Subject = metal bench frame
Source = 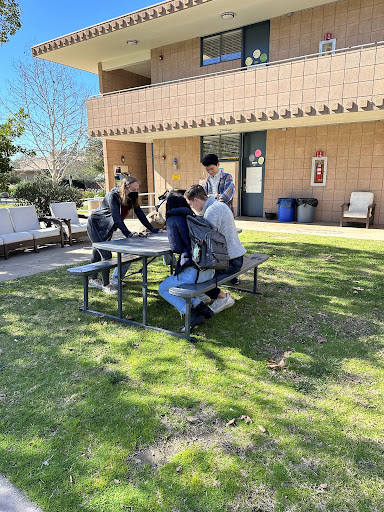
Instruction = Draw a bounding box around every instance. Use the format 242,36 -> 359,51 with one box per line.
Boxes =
169,253 -> 269,340
67,254 -> 141,312
68,251 -> 269,342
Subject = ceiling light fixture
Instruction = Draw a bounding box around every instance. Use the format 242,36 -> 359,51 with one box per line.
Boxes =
221,12 -> 235,20
126,40 -> 138,45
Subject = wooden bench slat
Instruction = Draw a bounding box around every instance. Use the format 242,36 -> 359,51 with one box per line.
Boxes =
67,254 -> 141,276
169,253 -> 269,298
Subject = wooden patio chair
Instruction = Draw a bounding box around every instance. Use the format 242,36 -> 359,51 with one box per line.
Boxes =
50,202 -> 88,245
340,191 -> 375,229
9,205 -> 64,250
0,208 -> 35,259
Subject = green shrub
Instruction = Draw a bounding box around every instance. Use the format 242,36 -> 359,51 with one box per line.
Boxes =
13,177 -> 83,216
82,190 -> 95,199
97,189 -> 106,197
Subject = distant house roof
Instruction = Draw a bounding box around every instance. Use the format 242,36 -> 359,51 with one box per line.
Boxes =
13,156 -> 49,173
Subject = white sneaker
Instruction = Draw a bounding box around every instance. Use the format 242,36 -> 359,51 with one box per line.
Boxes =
110,278 -> 126,287
209,292 -> 235,314
89,278 -> 103,289
102,283 -> 118,295
197,294 -> 211,304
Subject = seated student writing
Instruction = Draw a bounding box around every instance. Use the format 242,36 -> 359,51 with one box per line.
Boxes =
185,184 -> 246,313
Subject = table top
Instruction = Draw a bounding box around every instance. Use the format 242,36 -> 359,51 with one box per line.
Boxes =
93,232 -> 172,257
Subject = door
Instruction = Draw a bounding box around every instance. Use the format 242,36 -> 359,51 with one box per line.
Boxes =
242,20 -> 270,67
241,131 -> 266,216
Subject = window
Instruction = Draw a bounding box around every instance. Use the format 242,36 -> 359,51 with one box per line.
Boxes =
202,29 -> 242,66
202,134 -> 241,161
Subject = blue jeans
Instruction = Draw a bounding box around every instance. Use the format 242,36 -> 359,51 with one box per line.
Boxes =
159,266 -> 215,315
111,259 -> 131,281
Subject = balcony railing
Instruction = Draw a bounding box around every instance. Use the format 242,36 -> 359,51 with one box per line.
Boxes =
87,41 -> 384,138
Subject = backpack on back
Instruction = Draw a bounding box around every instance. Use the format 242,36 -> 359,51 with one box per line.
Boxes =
186,215 -> 229,272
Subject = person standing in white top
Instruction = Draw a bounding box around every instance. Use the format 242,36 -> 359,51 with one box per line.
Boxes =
185,184 -> 246,314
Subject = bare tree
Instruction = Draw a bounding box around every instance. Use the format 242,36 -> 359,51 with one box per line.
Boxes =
6,57 -> 90,183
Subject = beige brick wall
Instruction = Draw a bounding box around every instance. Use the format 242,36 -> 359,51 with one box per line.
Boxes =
151,38 -> 241,83
98,63 -> 150,94
147,136 -> 239,215
270,0 -> 384,61
103,139 -> 148,191
149,0 -> 384,85
264,120 -> 384,224
88,43 -> 384,136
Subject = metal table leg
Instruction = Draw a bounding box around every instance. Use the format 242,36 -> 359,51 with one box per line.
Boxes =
82,276 -> 89,311
142,256 -> 148,326
118,252 -> 123,319
184,298 -> 191,340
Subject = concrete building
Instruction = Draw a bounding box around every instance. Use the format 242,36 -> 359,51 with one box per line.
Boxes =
32,0 -> 384,222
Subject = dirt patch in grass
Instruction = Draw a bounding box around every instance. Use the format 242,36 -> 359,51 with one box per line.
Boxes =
128,405 -> 252,469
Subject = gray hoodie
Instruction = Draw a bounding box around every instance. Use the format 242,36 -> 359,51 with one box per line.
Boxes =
202,196 -> 246,260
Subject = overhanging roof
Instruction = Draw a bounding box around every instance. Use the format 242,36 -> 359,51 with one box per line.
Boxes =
32,0 -> 335,76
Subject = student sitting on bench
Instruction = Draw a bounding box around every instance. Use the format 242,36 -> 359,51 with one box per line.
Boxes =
184,184 -> 246,314
158,193 -> 215,329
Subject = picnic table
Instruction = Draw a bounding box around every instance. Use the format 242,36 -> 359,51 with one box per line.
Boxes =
69,231 -> 268,341
93,232 -> 172,327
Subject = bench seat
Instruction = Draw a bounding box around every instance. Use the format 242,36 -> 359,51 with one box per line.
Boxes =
169,253 -> 269,340
169,253 -> 269,299
67,254 -> 141,277
67,254 -> 142,313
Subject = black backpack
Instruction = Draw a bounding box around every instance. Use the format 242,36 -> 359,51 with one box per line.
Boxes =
186,215 -> 230,272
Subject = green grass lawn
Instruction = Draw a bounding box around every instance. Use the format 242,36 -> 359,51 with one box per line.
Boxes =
0,230 -> 383,512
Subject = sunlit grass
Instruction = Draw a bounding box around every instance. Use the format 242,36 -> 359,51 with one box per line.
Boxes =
0,230 -> 383,511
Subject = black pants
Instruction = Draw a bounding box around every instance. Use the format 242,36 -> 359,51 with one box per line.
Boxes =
87,221 -> 112,286
206,256 -> 244,300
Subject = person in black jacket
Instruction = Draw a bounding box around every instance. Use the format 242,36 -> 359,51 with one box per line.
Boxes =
87,176 -> 158,294
158,193 -> 214,329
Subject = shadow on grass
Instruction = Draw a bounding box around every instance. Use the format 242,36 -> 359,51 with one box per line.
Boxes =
0,235 -> 383,511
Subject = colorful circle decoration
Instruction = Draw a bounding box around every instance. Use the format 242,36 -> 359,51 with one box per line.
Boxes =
255,149 -> 262,158
260,53 -> 268,63
258,156 -> 265,165
253,49 -> 261,59
249,154 -> 255,162
245,57 -> 253,66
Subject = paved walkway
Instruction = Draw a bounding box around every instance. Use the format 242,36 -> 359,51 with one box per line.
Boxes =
1,217 -> 383,511
0,475 -> 43,512
1,218 -> 384,283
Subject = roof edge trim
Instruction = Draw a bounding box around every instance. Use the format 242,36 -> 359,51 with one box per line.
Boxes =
31,0 -> 213,57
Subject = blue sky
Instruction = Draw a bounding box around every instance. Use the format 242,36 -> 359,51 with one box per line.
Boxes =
0,0 -> 154,105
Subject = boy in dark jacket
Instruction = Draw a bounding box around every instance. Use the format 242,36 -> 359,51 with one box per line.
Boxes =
158,193 -> 214,329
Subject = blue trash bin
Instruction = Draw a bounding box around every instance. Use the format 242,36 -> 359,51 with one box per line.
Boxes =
277,198 -> 296,222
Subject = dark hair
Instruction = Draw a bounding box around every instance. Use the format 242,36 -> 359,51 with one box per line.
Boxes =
202,153 -> 219,166
184,184 -> 208,202
166,192 -> 190,213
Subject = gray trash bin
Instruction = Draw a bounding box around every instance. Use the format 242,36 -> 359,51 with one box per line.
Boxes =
296,198 -> 318,223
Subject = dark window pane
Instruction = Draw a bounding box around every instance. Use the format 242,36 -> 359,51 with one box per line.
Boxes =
221,29 -> 242,62
220,134 -> 241,160
202,35 -> 220,66
202,134 -> 240,161
202,136 -> 220,156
